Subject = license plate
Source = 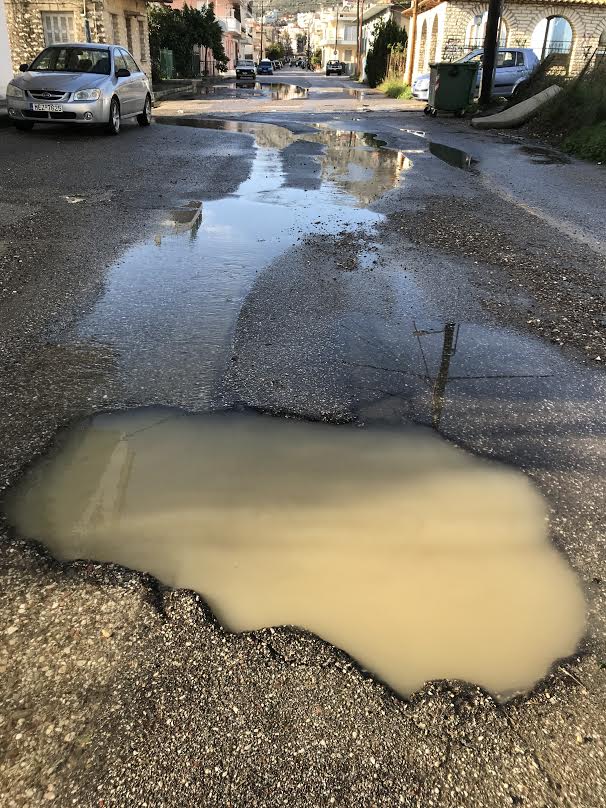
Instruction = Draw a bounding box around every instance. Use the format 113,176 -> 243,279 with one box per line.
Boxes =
31,103 -> 63,112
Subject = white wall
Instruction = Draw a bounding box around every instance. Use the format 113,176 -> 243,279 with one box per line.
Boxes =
0,0 -> 13,99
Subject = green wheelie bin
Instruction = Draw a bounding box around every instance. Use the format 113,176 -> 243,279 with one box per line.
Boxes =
425,61 -> 479,117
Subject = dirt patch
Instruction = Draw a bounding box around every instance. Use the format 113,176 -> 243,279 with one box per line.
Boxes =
384,195 -> 606,363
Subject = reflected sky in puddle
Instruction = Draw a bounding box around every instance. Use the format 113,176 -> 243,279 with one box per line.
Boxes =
69,120 -> 409,401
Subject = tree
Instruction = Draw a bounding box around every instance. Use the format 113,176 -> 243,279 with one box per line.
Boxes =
280,33 -> 294,59
296,33 -> 306,55
266,42 -> 285,61
148,3 -> 227,80
365,18 -> 408,88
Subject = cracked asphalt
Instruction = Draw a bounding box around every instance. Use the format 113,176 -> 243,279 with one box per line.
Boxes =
1,68 -> 605,806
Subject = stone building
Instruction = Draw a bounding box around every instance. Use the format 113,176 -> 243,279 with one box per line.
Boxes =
3,0 -> 154,86
404,0 -> 606,81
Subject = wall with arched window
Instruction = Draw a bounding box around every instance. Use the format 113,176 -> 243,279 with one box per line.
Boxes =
404,1 -> 606,84
531,15 -> 573,71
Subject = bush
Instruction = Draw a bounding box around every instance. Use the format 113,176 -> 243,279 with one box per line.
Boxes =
562,122 -> 606,162
378,77 -> 412,99
365,19 -> 407,88
529,61 -> 606,162
148,3 -> 226,78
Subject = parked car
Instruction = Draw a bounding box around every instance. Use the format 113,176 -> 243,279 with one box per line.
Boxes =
235,59 -> 256,80
326,59 -> 343,76
258,59 -> 274,75
411,47 -> 540,101
6,42 -> 151,134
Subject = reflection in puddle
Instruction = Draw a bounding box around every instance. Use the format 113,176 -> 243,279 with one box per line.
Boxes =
4,409 -> 585,699
158,118 -> 411,204
70,120 -> 404,400
429,141 -> 477,170
179,81 -> 308,101
400,129 -> 477,169
519,145 -> 571,165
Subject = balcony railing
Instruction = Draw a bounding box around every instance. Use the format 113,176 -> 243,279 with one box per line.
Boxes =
219,17 -> 242,35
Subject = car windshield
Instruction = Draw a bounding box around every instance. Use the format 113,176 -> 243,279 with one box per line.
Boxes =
237,61 -> 254,67
30,47 -> 111,75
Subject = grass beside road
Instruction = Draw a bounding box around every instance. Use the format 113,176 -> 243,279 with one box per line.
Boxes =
378,77 -> 413,100
527,62 -> 606,162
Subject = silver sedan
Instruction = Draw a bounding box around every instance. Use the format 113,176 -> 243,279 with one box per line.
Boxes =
6,42 -> 152,135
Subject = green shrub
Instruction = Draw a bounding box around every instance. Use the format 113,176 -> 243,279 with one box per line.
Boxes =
365,19 -> 407,88
378,77 -> 412,99
562,122 -> 606,162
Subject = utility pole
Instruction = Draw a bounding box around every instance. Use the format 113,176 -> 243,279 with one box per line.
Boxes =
404,0 -> 419,86
479,0 -> 502,107
431,323 -> 456,429
260,0 -> 264,59
334,4 -> 339,56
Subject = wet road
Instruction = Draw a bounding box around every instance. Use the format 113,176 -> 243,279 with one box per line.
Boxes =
1,68 -> 606,806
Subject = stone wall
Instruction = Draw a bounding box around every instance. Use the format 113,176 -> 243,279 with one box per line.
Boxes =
5,0 -> 94,69
0,0 -> 14,95
5,0 -> 151,78
406,0 -> 606,81
103,0 -> 151,76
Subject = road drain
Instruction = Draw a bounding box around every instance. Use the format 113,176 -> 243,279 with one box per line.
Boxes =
4,409 -> 585,699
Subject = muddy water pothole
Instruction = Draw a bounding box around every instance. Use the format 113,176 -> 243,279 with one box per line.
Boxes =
4,409 -> 585,699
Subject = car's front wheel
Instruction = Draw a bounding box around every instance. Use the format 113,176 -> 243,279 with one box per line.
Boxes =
137,94 -> 152,127
14,121 -> 34,132
106,97 -> 121,135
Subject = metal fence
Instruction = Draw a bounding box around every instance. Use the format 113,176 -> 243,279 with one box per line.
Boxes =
159,49 -> 174,80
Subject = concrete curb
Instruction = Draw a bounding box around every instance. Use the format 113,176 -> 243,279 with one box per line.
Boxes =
471,84 -> 563,130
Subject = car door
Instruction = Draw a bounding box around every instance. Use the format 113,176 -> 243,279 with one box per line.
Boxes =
493,50 -> 524,96
113,48 -> 134,115
121,48 -> 147,115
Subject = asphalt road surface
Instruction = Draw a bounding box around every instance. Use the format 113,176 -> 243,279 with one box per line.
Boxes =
1,68 -> 605,807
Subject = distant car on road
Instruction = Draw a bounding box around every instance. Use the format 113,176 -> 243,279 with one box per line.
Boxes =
235,59 -> 256,80
258,59 -> 274,75
412,47 -> 539,101
6,42 -> 151,134
326,59 -> 343,76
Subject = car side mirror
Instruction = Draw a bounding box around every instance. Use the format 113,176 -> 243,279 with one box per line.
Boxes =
115,68 -> 130,78
19,63 -> 29,72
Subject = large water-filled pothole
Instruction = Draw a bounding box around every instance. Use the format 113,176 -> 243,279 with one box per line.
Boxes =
4,408 -> 585,700
176,82 -> 308,101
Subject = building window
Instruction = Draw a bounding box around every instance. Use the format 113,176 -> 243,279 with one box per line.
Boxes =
41,12 -> 75,45
344,48 -> 353,61
138,19 -> 147,61
531,16 -> 574,73
111,14 -> 120,44
343,25 -> 356,42
466,12 -> 507,49
125,15 -> 133,53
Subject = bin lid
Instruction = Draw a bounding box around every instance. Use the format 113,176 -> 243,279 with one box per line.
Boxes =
429,61 -> 479,72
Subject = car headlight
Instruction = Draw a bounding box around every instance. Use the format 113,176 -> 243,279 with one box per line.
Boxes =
7,83 -> 25,98
73,88 -> 101,101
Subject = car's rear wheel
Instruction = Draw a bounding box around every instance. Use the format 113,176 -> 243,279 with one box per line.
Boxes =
137,94 -> 152,127
15,120 -> 34,131
106,97 -> 121,135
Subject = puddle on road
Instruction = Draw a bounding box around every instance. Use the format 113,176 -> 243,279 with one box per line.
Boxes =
519,145 -> 571,165
400,128 -> 477,170
178,82 -> 308,101
70,120 -> 407,400
4,409 -> 585,699
429,141 -> 477,170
